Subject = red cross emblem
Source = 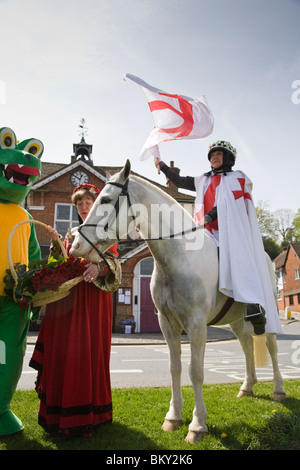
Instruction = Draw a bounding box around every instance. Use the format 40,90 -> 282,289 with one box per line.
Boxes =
232,178 -> 252,201
148,93 -> 194,138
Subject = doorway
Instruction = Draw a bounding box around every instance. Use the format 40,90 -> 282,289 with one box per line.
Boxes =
133,257 -> 160,333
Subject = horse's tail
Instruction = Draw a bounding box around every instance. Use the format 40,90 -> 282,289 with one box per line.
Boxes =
252,252 -> 274,367
253,335 -> 269,367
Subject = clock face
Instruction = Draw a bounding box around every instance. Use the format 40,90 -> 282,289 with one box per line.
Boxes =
71,171 -> 90,186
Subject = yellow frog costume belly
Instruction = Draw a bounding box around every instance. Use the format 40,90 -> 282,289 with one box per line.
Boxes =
0,204 -> 31,296
0,127 -> 43,436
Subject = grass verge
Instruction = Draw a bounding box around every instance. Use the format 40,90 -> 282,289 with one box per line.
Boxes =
1,381 -> 300,451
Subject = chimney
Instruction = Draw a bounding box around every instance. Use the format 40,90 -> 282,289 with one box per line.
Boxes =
166,161 -> 180,192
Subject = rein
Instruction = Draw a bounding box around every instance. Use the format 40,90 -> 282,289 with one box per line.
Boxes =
78,178 -> 203,260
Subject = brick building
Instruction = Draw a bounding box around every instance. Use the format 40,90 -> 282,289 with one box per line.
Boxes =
274,243 -> 300,313
26,135 -> 194,332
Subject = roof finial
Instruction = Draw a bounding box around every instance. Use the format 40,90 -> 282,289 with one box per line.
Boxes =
78,118 -> 88,142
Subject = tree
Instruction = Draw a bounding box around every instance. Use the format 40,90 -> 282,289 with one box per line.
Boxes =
291,209 -> 300,242
273,208 -> 295,245
255,200 -> 277,240
262,237 -> 281,260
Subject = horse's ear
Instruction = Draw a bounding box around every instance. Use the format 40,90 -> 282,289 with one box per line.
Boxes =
105,171 -> 112,181
124,159 -> 131,179
119,159 -> 131,183
123,159 -> 131,180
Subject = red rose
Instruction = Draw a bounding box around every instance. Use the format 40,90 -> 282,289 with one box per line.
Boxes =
33,276 -> 42,291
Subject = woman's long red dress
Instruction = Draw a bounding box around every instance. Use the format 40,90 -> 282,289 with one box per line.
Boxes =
30,249 -> 116,437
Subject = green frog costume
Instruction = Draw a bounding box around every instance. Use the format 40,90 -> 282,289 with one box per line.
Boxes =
0,126 -> 43,435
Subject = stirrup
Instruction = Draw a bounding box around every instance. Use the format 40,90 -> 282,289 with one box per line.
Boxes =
244,304 -> 266,335
244,303 -> 265,320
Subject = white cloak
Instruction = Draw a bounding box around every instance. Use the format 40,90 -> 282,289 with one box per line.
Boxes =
194,170 -> 282,334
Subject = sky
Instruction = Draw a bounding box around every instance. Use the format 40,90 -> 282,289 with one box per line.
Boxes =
0,0 -> 299,213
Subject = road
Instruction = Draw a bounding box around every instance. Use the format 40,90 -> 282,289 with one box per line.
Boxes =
18,320 -> 300,390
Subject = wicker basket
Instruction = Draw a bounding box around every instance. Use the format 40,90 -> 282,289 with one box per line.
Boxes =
7,219 -> 84,307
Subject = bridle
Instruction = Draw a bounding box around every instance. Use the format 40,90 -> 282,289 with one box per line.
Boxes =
77,179 -> 135,267
77,178 -> 201,266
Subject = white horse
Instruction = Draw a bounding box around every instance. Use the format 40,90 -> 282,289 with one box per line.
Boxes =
70,160 -> 286,443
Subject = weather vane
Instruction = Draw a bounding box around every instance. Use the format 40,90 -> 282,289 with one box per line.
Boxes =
78,118 -> 88,141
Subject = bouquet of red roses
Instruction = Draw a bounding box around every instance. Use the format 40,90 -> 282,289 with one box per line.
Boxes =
4,254 -> 86,308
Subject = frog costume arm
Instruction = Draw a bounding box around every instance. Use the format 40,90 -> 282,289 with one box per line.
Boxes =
0,126 -> 43,436
27,212 -> 42,321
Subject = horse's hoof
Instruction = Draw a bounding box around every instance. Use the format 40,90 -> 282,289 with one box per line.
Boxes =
273,392 -> 286,402
237,389 -> 254,398
162,419 -> 182,432
185,430 -> 208,444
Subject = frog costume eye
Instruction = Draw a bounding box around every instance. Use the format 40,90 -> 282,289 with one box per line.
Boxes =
17,138 -> 44,158
0,127 -> 16,149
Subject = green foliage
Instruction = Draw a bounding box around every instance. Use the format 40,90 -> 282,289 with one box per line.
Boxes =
292,209 -> 300,242
256,201 -> 300,246
262,237 -> 281,260
1,381 -> 300,450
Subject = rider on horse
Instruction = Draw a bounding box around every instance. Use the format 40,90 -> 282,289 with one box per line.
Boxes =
155,140 -> 275,336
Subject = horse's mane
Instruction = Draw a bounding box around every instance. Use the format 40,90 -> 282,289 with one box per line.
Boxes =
129,174 -> 193,219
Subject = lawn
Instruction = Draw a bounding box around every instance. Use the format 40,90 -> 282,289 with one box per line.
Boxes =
1,380 -> 300,451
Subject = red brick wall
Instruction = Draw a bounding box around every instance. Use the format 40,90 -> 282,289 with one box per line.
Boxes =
284,247 -> 300,312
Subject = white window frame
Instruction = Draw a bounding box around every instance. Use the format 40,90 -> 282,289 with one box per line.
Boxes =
54,203 -> 78,237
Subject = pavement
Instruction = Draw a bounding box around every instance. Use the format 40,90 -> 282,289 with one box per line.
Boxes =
26,325 -> 234,346
26,311 -> 300,346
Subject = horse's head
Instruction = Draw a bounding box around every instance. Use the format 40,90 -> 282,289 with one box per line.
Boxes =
70,159 -> 132,262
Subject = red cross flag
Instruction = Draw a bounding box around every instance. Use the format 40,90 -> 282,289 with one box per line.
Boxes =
124,73 -> 214,160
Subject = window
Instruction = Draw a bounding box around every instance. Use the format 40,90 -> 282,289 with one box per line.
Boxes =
289,295 -> 294,306
55,203 -> 78,238
298,293 -> 300,304
277,288 -> 282,301
295,268 -> 300,280
140,258 -> 154,276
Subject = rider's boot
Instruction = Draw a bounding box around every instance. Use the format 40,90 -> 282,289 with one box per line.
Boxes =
244,303 -> 266,335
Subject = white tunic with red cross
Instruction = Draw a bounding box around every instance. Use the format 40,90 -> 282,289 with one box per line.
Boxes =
194,170 -> 282,334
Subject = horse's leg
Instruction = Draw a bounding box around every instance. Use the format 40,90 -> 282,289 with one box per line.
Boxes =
158,313 -> 183,432
265,334 -> 286,402
230,319 -> 257,397
185,319 -> 208,443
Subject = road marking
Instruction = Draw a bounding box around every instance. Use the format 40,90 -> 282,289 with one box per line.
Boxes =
122,358 -> 169,362
111,369 -> 143,374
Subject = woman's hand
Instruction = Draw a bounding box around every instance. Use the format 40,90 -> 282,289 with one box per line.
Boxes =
83,262 -> 100,283
47,226 -> 60,240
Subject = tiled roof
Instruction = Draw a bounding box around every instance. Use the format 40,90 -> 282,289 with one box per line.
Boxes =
291,243 -> 300,259
274,243 -> 300,270
274,249 -> 288,269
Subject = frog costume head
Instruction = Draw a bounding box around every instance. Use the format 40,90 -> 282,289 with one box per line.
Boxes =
0,127 -> 43,204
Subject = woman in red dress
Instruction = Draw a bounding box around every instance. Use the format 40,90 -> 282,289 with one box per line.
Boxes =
30,184 -> 121,437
